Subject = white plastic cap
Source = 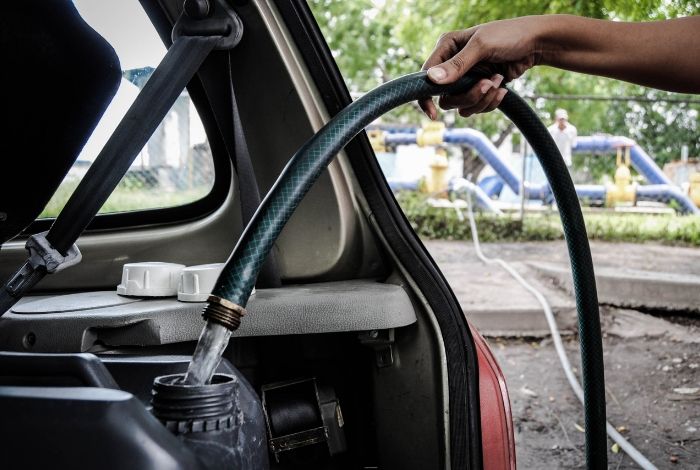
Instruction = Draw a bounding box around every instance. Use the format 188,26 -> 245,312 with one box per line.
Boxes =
177,263 -> 256,302
177,263 -> 224,302
116,262 -> 185,297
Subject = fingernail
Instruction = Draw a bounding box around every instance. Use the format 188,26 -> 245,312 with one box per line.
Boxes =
427,67 -> 447,82
497,88 -> 508,99
480,81 -> 493,94
493,74 -> 504,87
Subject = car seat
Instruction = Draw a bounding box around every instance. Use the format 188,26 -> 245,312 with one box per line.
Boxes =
0,0 -> 121,245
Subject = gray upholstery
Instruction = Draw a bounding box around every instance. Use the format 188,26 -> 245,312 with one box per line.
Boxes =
0,280 -> 416,352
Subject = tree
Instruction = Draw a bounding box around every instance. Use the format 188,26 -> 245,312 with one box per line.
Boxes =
309,0 -> 700,181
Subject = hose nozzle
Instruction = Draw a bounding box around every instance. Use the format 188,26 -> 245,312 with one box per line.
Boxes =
202,295 -> 246,331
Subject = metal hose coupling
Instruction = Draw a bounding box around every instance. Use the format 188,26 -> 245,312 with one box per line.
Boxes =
202,295 -> 246,331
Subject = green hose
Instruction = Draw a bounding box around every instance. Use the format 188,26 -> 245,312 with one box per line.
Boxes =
211,72 -> 481,304
195,71 -> 607,468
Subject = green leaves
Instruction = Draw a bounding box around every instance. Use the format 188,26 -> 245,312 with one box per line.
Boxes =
308,0 -> 699,169
395,191 -> 563,242
396,191 -> 700,245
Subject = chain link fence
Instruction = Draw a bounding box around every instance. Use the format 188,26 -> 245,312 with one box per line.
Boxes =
41,73 -> 216,218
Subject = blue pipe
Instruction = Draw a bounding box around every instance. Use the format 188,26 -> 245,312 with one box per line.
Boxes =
574,137 -> 698,213
385,177 -> 502,213
567,184 -> 699,214
387,178 -> 420,191
385,127 -> 551,199
446,128 -> 522,192
636,184 -> 699,214
575,185 -> 606,203
386,132 -> 420,145
573,136 -> 671,185
629,146 -> 670,185
478,175 -> 504,197
449,178 -> 503,214
384,131 -> 673,186
383,130 -> 698,213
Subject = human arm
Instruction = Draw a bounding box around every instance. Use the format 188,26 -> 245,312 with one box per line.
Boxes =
419,15 -> 700,119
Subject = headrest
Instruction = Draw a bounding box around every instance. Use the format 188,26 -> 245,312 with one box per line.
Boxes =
0,0 -> 121,245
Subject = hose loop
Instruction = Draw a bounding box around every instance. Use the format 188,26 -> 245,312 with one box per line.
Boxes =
190,71 -> 607,468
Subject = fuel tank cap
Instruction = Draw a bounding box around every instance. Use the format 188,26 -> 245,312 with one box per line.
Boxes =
178,263 -> 255,302
116,262 -> 185,297
177,263 -> 224,302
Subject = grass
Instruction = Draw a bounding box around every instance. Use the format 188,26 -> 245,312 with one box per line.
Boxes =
39,179 -> 210,218
396,191 -> 700,246
583,212 -> 700,245
38,182 -> 700,246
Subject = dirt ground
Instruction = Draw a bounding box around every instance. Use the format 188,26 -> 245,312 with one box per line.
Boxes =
422,240 -> 700,469
490,323 -> 700,469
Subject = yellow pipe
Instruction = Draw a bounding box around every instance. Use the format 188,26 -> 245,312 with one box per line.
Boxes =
416,121 -> 445,147
689,172 -> 700,206
425,147 -> 450,195
367,129 -> 386,153
607,145 -> 636,206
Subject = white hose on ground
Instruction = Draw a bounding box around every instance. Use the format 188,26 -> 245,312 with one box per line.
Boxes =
461,197 -> 657,470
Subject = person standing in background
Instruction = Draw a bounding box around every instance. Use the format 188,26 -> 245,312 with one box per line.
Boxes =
547,108 -> 577,167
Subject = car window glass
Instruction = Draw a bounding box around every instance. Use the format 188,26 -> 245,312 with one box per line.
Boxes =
40,0 -> 214,218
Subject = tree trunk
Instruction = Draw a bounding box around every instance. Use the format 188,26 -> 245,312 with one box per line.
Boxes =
462,147 -> 484,181
493,122 -> 515,148
462,122 -> 515,181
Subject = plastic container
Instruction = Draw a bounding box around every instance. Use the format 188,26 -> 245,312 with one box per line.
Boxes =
151,373 -> 268,470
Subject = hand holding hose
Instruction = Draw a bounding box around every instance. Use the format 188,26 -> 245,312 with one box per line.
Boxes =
418,16 -> 544,119
419,14 -> 700,119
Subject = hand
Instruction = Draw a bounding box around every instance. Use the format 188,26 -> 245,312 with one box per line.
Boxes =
419,17 -> 548,119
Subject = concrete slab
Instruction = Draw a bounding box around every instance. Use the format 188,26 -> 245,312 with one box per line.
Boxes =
459,264 -> 578,336
423,240 -> 577,336
604,308 -> 700,343
528,261 -> 700,313
423,239 -> 700,336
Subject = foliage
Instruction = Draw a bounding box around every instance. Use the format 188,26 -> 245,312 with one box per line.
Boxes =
396,191 -> 562,242
395,191 -> 700,245
40,180 -> 209,218
584,212 -> 700,245
308,0 -> 700,173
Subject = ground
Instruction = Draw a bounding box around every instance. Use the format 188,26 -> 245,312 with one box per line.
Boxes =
491,332 -> 699,469
424,239 -> 700,275
422,239 -> 700,469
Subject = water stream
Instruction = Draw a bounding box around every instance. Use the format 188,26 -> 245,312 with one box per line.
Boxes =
184,321 -> 232,385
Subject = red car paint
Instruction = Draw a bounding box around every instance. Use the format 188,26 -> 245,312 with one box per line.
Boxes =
470,322 -> 516,470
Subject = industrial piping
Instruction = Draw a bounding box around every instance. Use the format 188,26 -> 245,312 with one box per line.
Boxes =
574,136 -> 672,185
381,128 -> 699,214
575,136 -> 699,213
386,127 -> 549,199
449,178 -> 503,214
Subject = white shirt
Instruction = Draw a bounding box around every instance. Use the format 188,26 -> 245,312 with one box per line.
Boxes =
547,122 -> 577,166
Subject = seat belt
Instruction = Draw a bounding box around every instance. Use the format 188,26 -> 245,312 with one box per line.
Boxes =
227,53 -> 281,288
0,0 -> 244,314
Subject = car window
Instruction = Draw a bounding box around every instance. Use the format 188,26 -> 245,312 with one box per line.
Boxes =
40,0 -> 214,218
